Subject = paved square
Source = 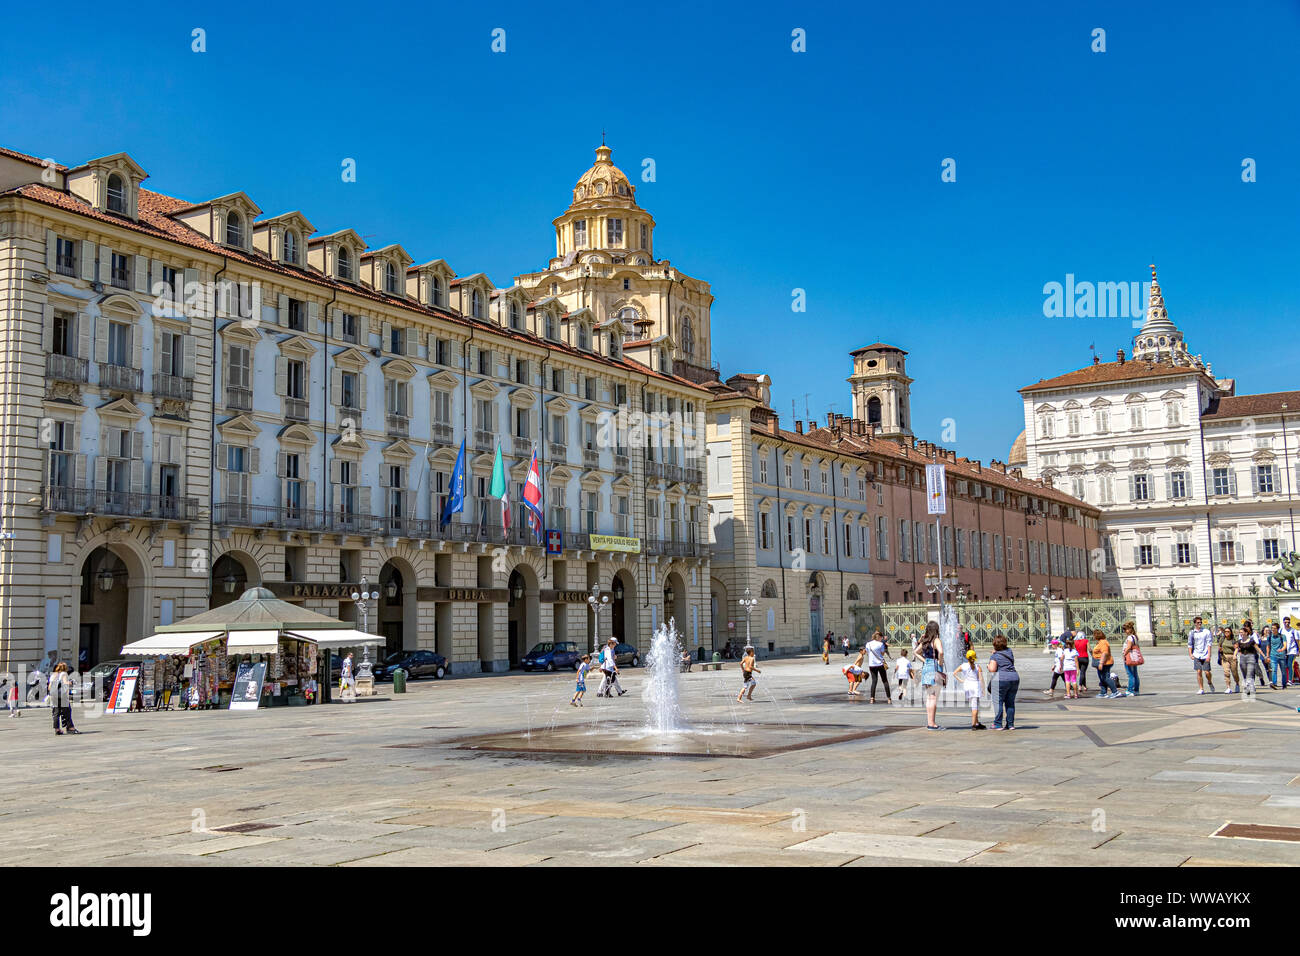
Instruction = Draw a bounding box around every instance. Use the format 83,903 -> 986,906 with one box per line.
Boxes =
5,647 -> 1300,866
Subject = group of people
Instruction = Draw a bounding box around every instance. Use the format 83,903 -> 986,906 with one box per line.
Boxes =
1187,614 -> 1299,694
820,631 -> 852,664
1044,624 -> 1144,698
570,637 -> 630,706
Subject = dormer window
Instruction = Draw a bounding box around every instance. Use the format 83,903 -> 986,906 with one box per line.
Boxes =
284,230 -> 298,265
578,324 -> 590,350
107,174 -> 126,214
337,246 -> 353,281
225,211 -> 244,247
385,262 -> 399,294
472,289 -> 484,319
545,313 -> 557,340
431,275 -> 444,307
509,302 -> 522,330
610,333 -> 621,359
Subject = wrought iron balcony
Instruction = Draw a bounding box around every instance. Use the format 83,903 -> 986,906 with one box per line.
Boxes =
100,364 -> 141,392
46,353 -> 88,384
512,435 -> 532,458
226,386 -> 253,411
548,441 -> 568,462
387,413 -> 410,438
582,447 -> 601,470
43,486 -> 198,521
430,421 -> 454,443
153,372 -> 193,401
284,397 -> 310,422
473,429 -> 494,453
613,453 -> 629,472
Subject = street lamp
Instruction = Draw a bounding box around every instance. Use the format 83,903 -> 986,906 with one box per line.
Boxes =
223,571 -> 238,594
350,576 -> 381,674
97,567 -> 115,592
738,586 -> 758,649
587,582 -> 609,654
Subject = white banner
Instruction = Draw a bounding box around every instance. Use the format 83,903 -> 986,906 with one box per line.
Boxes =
926,463 -> 947,515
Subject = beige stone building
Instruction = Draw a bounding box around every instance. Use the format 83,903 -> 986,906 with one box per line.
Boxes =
706,349 -> 1103,654
0,143 -> 712,673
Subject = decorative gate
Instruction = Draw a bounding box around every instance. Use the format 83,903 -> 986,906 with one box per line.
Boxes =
955,600 -> 1040,645
1065,598 -> 1138,640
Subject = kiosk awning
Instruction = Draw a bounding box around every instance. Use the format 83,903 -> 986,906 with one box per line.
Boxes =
225,630 -> 281,654
122,631 -> 224,655
285,629 -> 384,649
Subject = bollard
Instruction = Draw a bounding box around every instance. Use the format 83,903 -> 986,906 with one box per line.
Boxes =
392,668 -> 407,694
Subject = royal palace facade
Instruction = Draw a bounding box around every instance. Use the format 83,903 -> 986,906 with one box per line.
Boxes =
0,144 -> 714,672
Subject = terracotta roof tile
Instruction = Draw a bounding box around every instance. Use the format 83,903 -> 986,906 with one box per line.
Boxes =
0,146 -> 66,171
1020,359 -> 1207,394
1201,390 -> 1300,421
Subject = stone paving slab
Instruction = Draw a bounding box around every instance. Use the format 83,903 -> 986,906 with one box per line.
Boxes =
788,830 -> 996,862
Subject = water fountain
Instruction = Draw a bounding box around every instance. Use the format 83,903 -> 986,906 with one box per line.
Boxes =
643,619 -> 687,734
939,603 -> 962,704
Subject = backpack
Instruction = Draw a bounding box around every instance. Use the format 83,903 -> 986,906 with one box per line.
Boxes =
1124,636 -> 1144,666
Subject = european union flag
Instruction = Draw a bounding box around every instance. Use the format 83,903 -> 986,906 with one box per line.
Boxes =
440,440 -> 466,527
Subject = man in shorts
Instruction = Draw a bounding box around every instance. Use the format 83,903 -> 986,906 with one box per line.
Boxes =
1187,615 -> 1216,695
737,645 -> 760,701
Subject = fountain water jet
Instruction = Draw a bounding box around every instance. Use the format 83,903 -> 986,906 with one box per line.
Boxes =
643,618 -> 688,733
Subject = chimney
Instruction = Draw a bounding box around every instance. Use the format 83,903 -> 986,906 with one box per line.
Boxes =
1116,348 -> 1126,365
795,420 -> 803,435
1092,354 -> 1100,365
826,412 -> 835,427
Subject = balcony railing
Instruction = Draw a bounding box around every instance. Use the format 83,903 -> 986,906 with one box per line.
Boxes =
431,421 -> 454,443
285,397 -> 310,422
47,353 -> 88,384
43,486 -> 198,521
582,447 -> 601,470
153,372 -> 193,401
548,441 -> 568,462
473,429 -> 494,453
564,531 -> 591,551
646,460 -> 702,485
387,413 -> 410,438
613,453 -> 630,473
226,386 -> 252,411
100,364 -> 142,392
512,435 -> 532,458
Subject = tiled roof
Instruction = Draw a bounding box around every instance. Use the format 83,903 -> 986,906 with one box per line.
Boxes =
1020,359 -> 1205,394
850,342 -> 906,355
1201,390 -> 1300,421
0,146 -> 66,171
3,181 -> 704,392
751,420 -> 1096,512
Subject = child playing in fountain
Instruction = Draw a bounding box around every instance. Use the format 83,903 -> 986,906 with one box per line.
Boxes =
954,650 -> 987,730
737,645 -> 760,702
571,654 -> 591,707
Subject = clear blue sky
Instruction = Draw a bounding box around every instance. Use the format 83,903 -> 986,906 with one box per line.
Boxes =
4,0 -> 1298,462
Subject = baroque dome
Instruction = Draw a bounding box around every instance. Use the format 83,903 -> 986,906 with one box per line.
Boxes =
1008,429 -> 1027,467
571,145 -> 637,207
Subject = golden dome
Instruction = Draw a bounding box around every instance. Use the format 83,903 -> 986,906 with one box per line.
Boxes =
571,144 -> 637,207
1008,429 -> 1027,467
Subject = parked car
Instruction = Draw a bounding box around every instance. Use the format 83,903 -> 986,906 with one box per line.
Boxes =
372,650 -> 448,681
521,641 -> 581,672
610,642 -> 640,667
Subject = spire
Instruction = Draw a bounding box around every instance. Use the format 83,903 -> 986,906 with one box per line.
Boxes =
1132,262 -> 1191,367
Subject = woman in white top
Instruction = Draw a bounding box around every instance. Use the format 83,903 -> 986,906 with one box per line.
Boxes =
953,651 -> 986,730
865,631 -> 891,703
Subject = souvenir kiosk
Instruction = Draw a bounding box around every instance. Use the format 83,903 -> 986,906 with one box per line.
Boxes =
122,587 -> 382,710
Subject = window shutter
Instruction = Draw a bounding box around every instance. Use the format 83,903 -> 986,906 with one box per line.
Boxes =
45,230 -> 57,271
405,327 -> 417,356
130,459 -> 145,495
382,321 -> 392,353
1127,475 -> 1135,501
94,455 -> 107,490
330,368 -> 342,405
249,447 -> 260,474
1152,545 -> 1160,567
1229,470 -> 1238,496
1131,546 -> 1139,568
150,259 -> 164,296
76,312 -> 90,360
358,372 -> 367,410
275,356 -> 288,396
1251,465 -> 1259,493
1165,472 -> 1172,500
1190,543 -> 1197,564
182,268 -> 199,316
303,480 -> 316,509
94,316 -> 108,364
80,241 -> 96,282
1257,539 -> 1264,561
277,293 -> 288,326
358,486 -> 371,515
332,309 -> 343,339
182,335 -> 196,379
215,443 -> 228,470
307,301 -> 320,333
380,466 -> 391,488
276,453 -> 288,478
330,459 -> 341,485
355,313 -> 368,345
133,255 -> 148,294
130,324 -> 142,371
130,431 -> 143,461
41,303 -> 54,352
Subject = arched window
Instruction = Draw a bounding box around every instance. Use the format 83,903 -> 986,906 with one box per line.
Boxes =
284,230 -> 298,265
385,262 -> 398,294
472,288 -> 483,319
225,210 -> 244,247
337,246 -> 353,280
681,316 -> 695,361
431,275 -> 444,306
106,173 -> 126,213
510,301 -> 521,330
846,583 -> 860,601
866,396 -> 882,426
761,579 -> 778,598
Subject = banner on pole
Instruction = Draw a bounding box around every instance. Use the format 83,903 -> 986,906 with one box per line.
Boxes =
926,463 -> 947,515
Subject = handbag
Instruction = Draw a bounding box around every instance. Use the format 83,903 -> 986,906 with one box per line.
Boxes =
1124,637 -> 1145,667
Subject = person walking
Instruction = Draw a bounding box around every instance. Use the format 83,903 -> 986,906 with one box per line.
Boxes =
1073,628 -> 1091,694
1187,615 -> 1216,695
1262,624 -> 1282,688
1092,629 -> 1120,698
987,633 -> 1019,731
865,630 -> 891,704
1236,622 -> 1261,696
1282,617 -> 1299,688
1120,621 -> 1143,696
571,654 -> 592,706
48,663 -> 79,735
954,650 -> 986,729
1061,638 -> 1080,699
822,632 -> 832,665
1218,625 -> 1240,694
598,638 -> 626,697
1044,639 -> 1065,698
339,652 -> 356,702
737,645 -> 760,702
894,651 -> 913,704
2,673 -> 20,717
841,634 -> 850,658
917,621 -> 946,730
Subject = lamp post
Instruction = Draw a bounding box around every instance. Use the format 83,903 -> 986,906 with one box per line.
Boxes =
350,576 -> 381,674
738,586 -> 758,649
587,582 -> 609,654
